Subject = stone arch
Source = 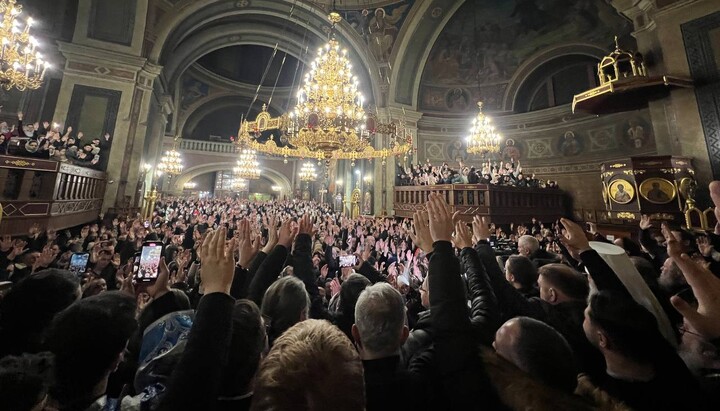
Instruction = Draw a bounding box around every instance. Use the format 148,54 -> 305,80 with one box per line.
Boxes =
172,162 -> 293,194
503,43 -> 607,112
178,93 -> 286,140
389,0 -> 466,109
150,0 -> 384,106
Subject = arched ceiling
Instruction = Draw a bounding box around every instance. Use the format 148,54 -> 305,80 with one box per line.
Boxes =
196,45 -> 302,87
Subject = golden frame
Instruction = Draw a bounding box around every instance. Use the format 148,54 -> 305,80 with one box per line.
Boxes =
608,178 -> 635,205
639,178 -> 676,204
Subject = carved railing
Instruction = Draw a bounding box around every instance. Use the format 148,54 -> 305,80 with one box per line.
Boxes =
394,184 -> 569,224
178,139 -> 238,154
0,155 -> 106,235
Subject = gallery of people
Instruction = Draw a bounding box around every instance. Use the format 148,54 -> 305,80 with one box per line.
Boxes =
1,0 -> 720,410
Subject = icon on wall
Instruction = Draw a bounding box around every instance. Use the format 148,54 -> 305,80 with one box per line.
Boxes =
639,178 -> 676,204
608,178 -> 634,204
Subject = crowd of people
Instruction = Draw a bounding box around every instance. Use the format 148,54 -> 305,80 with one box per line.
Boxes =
0,181 -> 719,410
397,159 -> 559,188
0,111 -> 110,169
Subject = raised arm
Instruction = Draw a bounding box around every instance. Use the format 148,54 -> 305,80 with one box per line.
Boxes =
247,219 -> 296,306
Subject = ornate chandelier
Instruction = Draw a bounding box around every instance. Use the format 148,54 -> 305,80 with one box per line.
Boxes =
0,0 -> 48,91
158,144 -> 184,176
234,148 -> 260,180
466,102 -> 502,154
299,161 -> 318,182
236,13 -> 413,164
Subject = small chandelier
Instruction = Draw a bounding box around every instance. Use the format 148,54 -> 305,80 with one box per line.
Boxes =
0,0 -> 48,91
234,148 -> 260,180
231,178 -> 248,192
466,102 -> 502,154
158,143 -> 184,176
299,161 -> 318,182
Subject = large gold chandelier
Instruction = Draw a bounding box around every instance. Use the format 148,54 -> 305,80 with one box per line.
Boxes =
234,148 -> 260,180
158,143 -> 184,176
299,161 -> 318,182
231,178 -> 248,192
0,0 -> 48,91
466,102 -> 502,154
236,13 -> 413,164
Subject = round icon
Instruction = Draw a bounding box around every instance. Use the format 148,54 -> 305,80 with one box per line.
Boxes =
639,178 -> 676,204
608,179 -> 634,204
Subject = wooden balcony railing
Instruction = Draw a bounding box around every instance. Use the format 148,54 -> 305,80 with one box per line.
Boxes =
0,155 -> 106,235
394,184 -> 569,224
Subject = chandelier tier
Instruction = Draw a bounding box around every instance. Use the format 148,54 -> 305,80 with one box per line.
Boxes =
466,102 -> 502,154
157,145 -> 184,176
234,148 -> 261,180
299,161 -> 318,182
0,0 -> 48,91
236,12 -> 413,163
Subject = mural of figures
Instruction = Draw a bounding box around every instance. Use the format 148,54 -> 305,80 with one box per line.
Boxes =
419,0 -> 631,113
558,131 -> 583,156
334,193 -> 343,213
446,88 -> 470,111
626,118 -> 650,149
345,2 -> 413,63
181,77 -> 209,110
639,178 -> 676,204
501,138 -> 521,161
608,179 -> 634,204
447,139 -> 468,163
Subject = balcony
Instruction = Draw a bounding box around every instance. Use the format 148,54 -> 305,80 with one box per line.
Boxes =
0,155 -> 105,235
168,138 -> 239,155
394,184 -> 569,225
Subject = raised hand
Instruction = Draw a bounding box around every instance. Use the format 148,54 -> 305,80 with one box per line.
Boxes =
426,193 -> 453,243
670,252 -> 720,340
238,219 -> 261,268
329,277 -> 341,297
472,215 -> 490,242
559,218 -> 591,254
639,214 -> 653,230
320,264 -> 329,280
697,236 -> 714,258
199,227 -> 236,295
452,221 -> 472,249
662,224 -> 683,259
278,218 -> 298,249
298,214 -> 316,236
409,210 -> 433,253
147,257 -> 171,300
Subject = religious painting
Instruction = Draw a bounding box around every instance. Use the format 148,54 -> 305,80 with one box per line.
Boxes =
608,179 -> 635,205
501,138 -> 522,161
446,139 -> 468,163
557,131 -> 583,157
419,0 -> 631,112
345,1 -> 414,63
181,77 -> 209,110
639,178 -> 676,204
624,117 -> 653,149
363,191 -> 372,215
446,88 -> 471,111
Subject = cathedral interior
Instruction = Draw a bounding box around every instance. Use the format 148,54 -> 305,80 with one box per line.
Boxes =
0,0 -> 718,233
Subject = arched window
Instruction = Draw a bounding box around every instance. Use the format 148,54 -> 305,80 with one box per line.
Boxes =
515,55 -> 599,113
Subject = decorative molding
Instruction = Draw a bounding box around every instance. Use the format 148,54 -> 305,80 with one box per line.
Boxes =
65,85 -> 122,142
87,0 -> 137,46
51,199 -> 103,215
682,11 -> 720,179
0,155 -> 59,172
66,61 -> 136,81
58,163 -> 107,180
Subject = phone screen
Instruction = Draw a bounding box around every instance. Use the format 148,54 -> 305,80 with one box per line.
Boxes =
489,235 -> 498,248
136,242 -> 163,282
339,255 -> 357,267
69,253 -> 89,274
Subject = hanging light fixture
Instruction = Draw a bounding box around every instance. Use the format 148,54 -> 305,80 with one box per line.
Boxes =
299,161 -> 318,182
0,0 -> 48,91
234,148 -> 260,180
466,102 -> 502,155
236,10 -> 413,164
158,139 -> 184,176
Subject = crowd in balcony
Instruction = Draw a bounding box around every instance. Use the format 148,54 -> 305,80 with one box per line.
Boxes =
0,112 -> 110,170
1,184 -> 719,410
396,160 -> 559,188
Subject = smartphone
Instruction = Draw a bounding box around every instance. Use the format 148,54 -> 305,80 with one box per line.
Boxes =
131,252 -> 141,278
489,235 -> 498,248
339,255 -> 357,267
135,242 -> 164,283
69,253 -> 90,274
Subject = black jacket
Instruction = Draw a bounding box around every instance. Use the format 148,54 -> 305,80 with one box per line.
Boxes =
460,246 -> 501,345
401,310 -> 433,368
428,241 -> 503,410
